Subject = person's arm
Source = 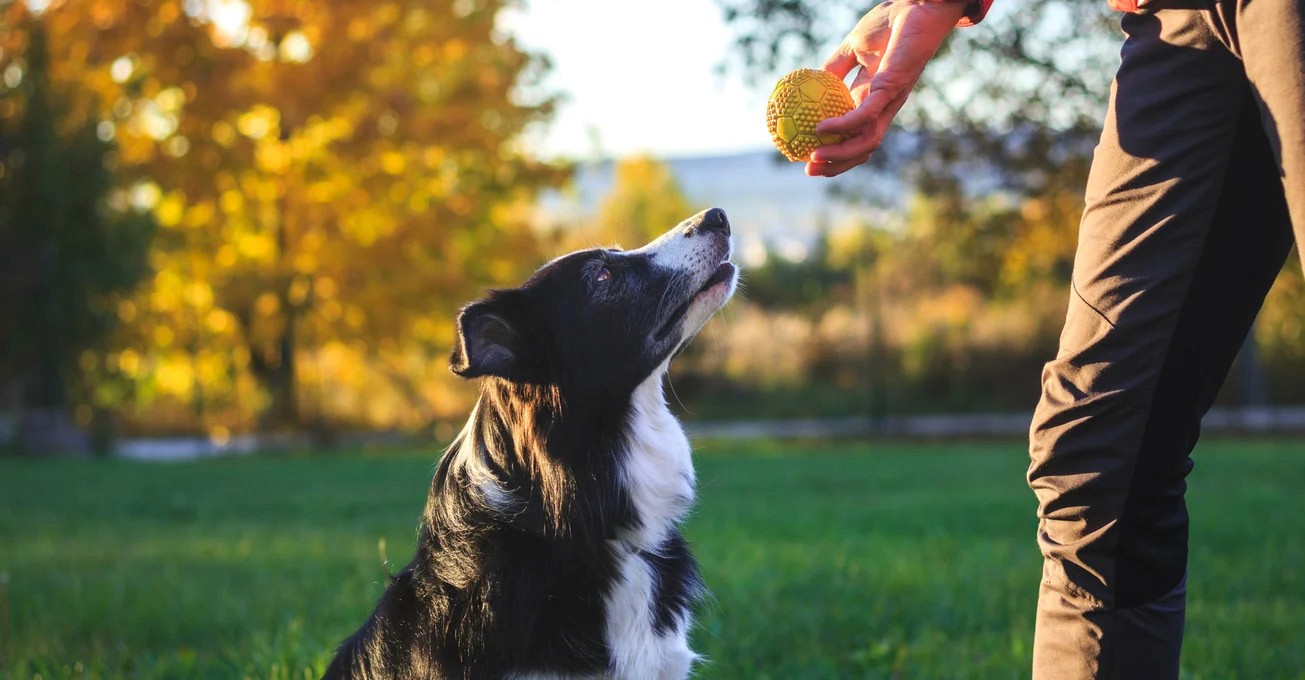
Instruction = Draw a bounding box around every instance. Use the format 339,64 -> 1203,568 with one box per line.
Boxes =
807,0 -> 992,178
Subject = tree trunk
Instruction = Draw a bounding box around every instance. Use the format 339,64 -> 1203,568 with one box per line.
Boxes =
20,246 -> 89,456
264,299 -> 300,430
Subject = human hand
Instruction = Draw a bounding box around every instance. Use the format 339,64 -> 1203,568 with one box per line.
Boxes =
806,0 -> 966,177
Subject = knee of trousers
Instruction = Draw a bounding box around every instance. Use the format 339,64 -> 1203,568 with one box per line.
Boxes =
1030,340 -> 1192,610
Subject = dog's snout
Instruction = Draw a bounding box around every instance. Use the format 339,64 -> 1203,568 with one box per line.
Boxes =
686,207 -> 730,237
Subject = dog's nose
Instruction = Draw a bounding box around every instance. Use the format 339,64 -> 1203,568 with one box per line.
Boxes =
690,207 -> 730,237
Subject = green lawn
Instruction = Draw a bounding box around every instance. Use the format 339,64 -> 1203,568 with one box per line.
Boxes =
2,439 -> 1304,679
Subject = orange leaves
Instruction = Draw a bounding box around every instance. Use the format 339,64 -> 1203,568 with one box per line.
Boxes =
4,0 -> 565,432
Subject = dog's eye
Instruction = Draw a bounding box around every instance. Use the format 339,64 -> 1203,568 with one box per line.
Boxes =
595,267 -> 612,283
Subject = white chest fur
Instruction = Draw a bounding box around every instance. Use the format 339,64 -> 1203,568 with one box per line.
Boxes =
508,368 -> 700,680
603,365 -> 698,679
620,365 -> 696,550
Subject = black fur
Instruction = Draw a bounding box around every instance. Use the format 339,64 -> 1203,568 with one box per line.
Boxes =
324,210 -> 733,680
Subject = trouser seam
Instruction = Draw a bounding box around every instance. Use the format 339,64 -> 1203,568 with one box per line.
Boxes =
1098,96 -> 1246,679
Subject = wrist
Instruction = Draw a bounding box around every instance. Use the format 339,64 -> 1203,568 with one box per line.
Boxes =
904,0 -> 989,26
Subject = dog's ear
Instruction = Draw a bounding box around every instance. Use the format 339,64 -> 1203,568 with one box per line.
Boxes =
450,292 -> 542,381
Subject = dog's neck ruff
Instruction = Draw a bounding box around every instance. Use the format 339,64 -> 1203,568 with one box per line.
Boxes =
438,366 -> 694,552
619,362 -> 695,551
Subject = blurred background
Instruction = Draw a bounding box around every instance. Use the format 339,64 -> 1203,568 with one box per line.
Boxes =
3,0 -> 1304,456
7,2 -> 1305,678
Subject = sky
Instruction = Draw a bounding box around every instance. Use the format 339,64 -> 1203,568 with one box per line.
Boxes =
499,0 -> 787,160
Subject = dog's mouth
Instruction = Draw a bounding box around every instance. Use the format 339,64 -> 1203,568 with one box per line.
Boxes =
654,261 -> 736,341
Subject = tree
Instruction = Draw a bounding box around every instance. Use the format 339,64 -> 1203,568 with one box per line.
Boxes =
0,21 -> 154,453
8,0 -> 566,431
587,155 -> 695,248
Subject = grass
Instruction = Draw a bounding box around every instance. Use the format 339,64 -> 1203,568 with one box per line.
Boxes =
2,438 -> 1304,679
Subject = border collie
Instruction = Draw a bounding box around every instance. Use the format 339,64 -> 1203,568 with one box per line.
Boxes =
324,208 -> 737,680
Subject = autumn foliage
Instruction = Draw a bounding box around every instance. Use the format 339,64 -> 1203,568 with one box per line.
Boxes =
1,0 -> 565,444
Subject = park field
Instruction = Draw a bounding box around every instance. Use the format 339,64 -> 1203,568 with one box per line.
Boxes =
2,438 -> 1304,679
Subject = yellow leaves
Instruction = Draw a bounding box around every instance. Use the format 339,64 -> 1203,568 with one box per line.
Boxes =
237,105 -> 279,141
288,277 -> 311,306
305,114 -> 353,147
212,120 -> 237,147
219,189 -> 244,214
185,201 -> 215,229
422,146 -> 446,169
207,0 -> 252,48
255,141 -> 291,174
117,300 -> 137,323
306,180 -> 337,204
155,192 -> 186,228
254,292 -> 280,317
151,268 -> 184,310
412,317 -> 440,341
156,87 -> 186,111
314,276 -> 337,299
380,150 -> 406,175
412,45 -> 437,68
343,213 -> 377,246
278,31 -> 313,63
153,325 -> 175,348
487,258 -> 513,283
130,182 -> 162,210
216,244 -> 238,268
131,97 -> 179,141
206,309 -> 234,334
185,281 -> 213,309
343,209 -> 398,246
375,3 -> 401,27
292,252 -> 318,275
164,135 -> 190,157
208,425 -> 231,447
344,305 -> 365,329
346,18 -> 373,42
403,8 -> 430,33
591,155 -> 694,247
407,192 -> 429,214
319,299 -> 342,322
110,55 -> 134,83
155,357 -> 191,396
18,0 -> 567,432
236,231 -> 274,262
444,39 -> 467,61
117,349 -> 142,377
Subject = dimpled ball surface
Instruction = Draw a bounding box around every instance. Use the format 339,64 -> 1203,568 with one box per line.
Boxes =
766,68 -> 856,162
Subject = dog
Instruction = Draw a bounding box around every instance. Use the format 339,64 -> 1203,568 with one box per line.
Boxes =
324,208 -> 737,680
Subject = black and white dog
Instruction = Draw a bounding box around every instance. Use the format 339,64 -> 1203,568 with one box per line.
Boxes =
324,208 -> 737,680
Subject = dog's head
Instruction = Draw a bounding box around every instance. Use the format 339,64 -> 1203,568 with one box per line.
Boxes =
450,207 -> 736,397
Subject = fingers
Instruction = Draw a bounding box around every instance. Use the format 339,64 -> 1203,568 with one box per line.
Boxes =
847,67 -> 876,105
809,128 -> 880,166
821,45 -> 859,81
813,85 -> 898,158
815,100 -> 875,138
805,154 -> 870,178
817,58 -> 906,137
804,1 -> 961,178
808,86 -> 909,173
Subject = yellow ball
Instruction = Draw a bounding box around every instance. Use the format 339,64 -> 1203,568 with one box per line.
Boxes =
765,69 -> 855,162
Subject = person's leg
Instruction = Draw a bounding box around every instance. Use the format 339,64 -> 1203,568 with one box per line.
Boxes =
1214,0 -> 1305,245
1028,10 -> 1296,679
